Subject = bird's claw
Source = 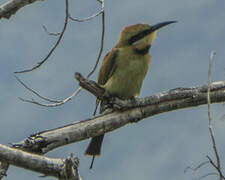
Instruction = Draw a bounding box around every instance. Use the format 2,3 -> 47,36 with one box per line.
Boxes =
108,96 -> 139,111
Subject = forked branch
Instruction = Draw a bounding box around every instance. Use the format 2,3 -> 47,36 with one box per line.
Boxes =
0,0 -> 41,19
0,144 -> 81,180
10,76 -> 225,155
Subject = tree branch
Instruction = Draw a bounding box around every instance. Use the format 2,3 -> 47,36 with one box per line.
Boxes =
0,144 -> 81,180
0,0 -> 41,19
207,51 -> 225,180
10,77 -> 225,155
13,0 -> 105,107
2,74 -> 225,178
14,0 -> 69,73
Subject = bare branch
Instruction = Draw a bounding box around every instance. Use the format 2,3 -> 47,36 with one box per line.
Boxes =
14,0 -> 69,73
0,144 -> 81,180
75,72 -> 225,109
17,87 -> 82,107
11,80 -> 225,155
69,9 -> 103,22
206,156 -> 225,180
18,97 -> 60,107
183,161 -> 219,180
0,0 -> 41,19
184,161 -> 209,173
207,51 -> 225,180
75,72 -> 105,99
4,75 -> 225,178
42,25 -> 61,36
87,0 -> 105,78
15,76 -> 61,103
15,74 -> 82,107
0,162 -> 8,179
15,0 -> 105,107
199,172 -> 219,180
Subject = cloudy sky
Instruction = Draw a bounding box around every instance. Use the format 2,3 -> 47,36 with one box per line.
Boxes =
0,0 -> 225,179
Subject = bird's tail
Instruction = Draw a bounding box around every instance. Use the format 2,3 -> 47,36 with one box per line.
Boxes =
84,134 -> 105,169
85,99 -> 106,169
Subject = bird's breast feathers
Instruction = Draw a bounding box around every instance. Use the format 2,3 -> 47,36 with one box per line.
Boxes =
103,48 -> 151,99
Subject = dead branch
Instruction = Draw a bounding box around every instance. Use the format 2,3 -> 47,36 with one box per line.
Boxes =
42,25 -> 61,36
69,9 -> 103,22
0,162 -> 8,179
0,144 -> 81,180
184,161 -> 210,173
74,72 -> 105,99
15,76 -> 61,103
14,0 -> 69,73
2,74 -> 225,179
15,74 -> 82,107
14,0 -> 105,106
10,78 -> 225,155
207,51 -> 225,180
0,0 -> 41,19
207,156 -> 225,180
86,0 -> 105,78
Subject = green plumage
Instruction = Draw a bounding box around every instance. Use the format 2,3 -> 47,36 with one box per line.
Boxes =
85,21 -> 176,169
100,47 -> 150,99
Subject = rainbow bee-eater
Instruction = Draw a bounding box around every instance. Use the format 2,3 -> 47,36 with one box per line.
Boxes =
85,21 -> 176,169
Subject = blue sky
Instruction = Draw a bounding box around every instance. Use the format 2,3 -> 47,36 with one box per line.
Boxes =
0,0 -> 225,179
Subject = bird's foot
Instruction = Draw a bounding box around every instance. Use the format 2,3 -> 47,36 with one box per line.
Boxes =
108,96 -> 139,111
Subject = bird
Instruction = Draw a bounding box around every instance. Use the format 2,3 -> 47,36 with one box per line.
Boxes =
84,21 -> 176,169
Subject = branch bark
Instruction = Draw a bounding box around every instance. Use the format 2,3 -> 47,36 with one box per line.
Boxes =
0,0 -> 42,19
1,74 -> 225,179
0,144 -> 81,180
11,77 -> 225,154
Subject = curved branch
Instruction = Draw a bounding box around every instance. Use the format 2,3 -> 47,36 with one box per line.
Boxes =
15,75 -> 62,103
0,0 -> 41,19
0,144 -> 81,180
14,0 -> 105,107
14,0 -> 69,73
86,2 -> 104,78
12,80 -> 225,154
69,9 -> 103,22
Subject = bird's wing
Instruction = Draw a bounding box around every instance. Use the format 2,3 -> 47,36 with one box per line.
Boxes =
97,48 -> 119,85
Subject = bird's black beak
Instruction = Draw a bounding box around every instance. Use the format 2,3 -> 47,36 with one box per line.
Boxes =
128,21 -> 177,45
150,21 -> 177,32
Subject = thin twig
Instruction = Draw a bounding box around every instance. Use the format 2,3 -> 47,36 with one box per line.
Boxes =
207,51 -> 224,180
87,0 -> 104,78
14,0 -> 69,73
184,161 -> 209,173
42,25 -> 61,36
18,87 -> 82,107
16,0 -> 105,107
15,76 -> 61,103
199,172 -> 219,180
206,156 -> 225,179
69,9 -> 103,22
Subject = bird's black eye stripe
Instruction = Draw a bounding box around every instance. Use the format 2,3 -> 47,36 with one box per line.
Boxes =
128,29 -> 152,45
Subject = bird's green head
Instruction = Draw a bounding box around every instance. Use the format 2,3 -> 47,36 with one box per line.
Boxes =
116,21 -> 177,48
